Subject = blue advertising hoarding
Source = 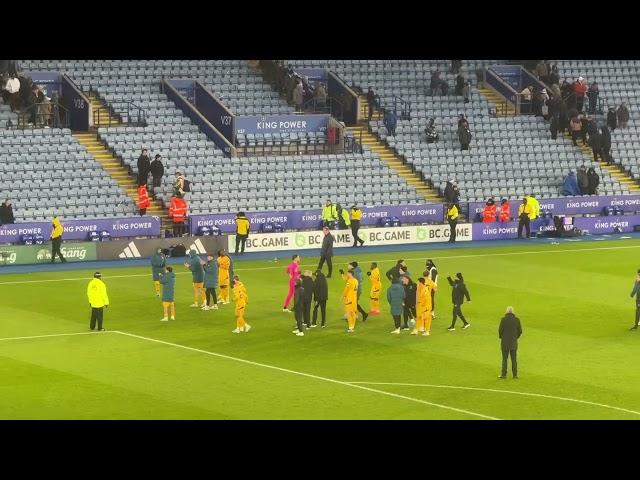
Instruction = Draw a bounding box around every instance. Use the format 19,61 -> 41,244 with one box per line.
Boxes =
234,114 -> 329,135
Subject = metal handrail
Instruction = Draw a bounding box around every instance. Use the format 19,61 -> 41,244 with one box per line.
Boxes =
16,101 -> 70,129
301,96 -> 344,119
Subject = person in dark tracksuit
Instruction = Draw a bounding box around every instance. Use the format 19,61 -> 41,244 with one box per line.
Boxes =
301,271 -> 315,328
386,259 -> 406,283
203,254 -> 219,310
629,270 -> 640,330
387,278 -> 406,333
292,279 -> 305,336
425,259 -> 438,318
446,273 -> 471,330
312,270 -> 328,327
401,275 -> 417,330
317,227 -> 334,278
498,306 -> 523,379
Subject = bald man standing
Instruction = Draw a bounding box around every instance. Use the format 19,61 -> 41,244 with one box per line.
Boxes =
498,306 -> 522,379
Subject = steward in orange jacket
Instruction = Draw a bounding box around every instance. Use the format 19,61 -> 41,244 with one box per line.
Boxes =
169,195 -> 188,236
137,184 -> 150,216
482,199 -> 497,223
499,198 -> 511,222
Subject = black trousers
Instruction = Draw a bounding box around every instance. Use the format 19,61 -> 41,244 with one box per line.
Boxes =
431,290 -> 436,313
137,173 -> 148,187
592,147 -> 600,162
357,299 -> 367,319
318,255 -> 333,277
517,215 -> 530,238
173,222 -> 186,237
295,311 -> 304,331
205,288 -> 218,306
448,219 -> 458,242
635,304 -> 640,327
576,97 -> 584,112
393,314 -> 402,329
139,208 -> 146,216
501,348 -> 518,377
312,300 -> 327,326
450,304 -> 468,327
90,307 -> 104,330
51,237 -> 65,263
303,299 -> 312,326
351,220 -> 364,246
403,305 -> 416,328
235,234 -> 248,254
571,130 -> 580,145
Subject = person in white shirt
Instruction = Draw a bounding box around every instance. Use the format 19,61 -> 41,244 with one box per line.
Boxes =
4,75 -> 21,112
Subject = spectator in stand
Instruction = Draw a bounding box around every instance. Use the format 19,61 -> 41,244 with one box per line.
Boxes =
441,79 -> 449,96
540,88 -> 550,119
520,85 -> 532,114
577,166 -> 589,194
601,125 -> 612,165
607,106 -> 618,131
587,81 -> 599,115
462,81 -> 471,104
563,170 -> 580,196
587,167 -> 600,195
558,108 -> 569,135
574,76 -> 588,112
137,184 -> 150,216
292,81 -> 304,111
589,125 -> 602,162
618,102 -> 630,128
315,82 -> 327,109
169,194 -> 188,236
384,109 -> 397,136
550,112 -> 559,140
430,70 -> 442,96
482,198 -> 497,223
150,154 -> 164,196
366,86 -> 377,121
0,199 -> 15,225
560,79 -> 572,100
457,113 -> 469,129
425,118 -> 439,143
549,64 -> 560,85
517,198 -> 532,239
535,61 -> 549,82
4,74 -> 20,112
457,121 -> 472,151
444,179 -> 460,204
450,60 -> 462,74
174,172 -> 186,197
455,73 -> 465,96
580,114 -> 591,146
25,85 -> 39,124
499,198 -> 511,222
569,115 -> 582,146
137,148 -> 151,187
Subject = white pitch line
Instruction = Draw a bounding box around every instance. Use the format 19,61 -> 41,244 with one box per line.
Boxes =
347,382 -> 640,417
0,331 -> 113,342
1,242 -> 639,286
113,330 -> 498,420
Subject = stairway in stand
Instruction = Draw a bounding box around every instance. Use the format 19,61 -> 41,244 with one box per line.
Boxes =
562,132 -> 640,194
477,88 -> 516,116
73,132 -> 172,230
88,91 -> 123,128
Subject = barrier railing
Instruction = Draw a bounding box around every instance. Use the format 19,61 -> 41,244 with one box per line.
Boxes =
16,101 -> 70,129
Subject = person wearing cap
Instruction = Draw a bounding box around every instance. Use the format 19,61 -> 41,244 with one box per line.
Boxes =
150,248 -> 166,297
629,270 -> 640,331
159,266 -> 176,321
574,76 -> 588,113
446,273 -> 471,331
350,205 -> 364,247
498,306 -> 522,379
202,253 -> 219,311
137,148 -> 151,187
87,272 -> 109,331
50,216 -> 66,263
185,249 -> 205,308
499,198 -> 511,222
321,199 -> 338,228
150,154 -> 164,196
517,197 -> 533,239
232,274 -> 251,333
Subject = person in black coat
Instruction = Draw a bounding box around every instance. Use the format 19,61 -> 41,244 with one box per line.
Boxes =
550,113 -> 559,140
606,107 -> 617,131
587,167 -> 600,195
292,279 -> 305,336
150,154 -> 164,195
446,273 -> 471,330
600,125 -> 612,164
401,275 -> 417,330
0,199 -> 15,225
317,227 -> 334,278
312,270 -> 328,327
137,148 -> 151,187
425,259 -> 438,317
386,259 -> 406,283
301,271 -> 315,328
589,128 -> 602,162
498,306 -> 523,379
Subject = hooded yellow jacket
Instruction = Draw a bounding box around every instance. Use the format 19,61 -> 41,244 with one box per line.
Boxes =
87,278 -> 109,308
51,217 -> 63,239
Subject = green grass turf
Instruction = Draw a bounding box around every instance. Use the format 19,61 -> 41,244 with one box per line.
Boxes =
1,239 -> 640,419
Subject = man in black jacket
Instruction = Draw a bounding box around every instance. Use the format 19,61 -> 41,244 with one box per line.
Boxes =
317,227 -> 334,278
137,148 -> 151,187
301,271 -> 315,328
0,199 -> 15,225
150,154 -> 164,195
292,279 -> 305,336
498,306 -> 523,379
312,270 -> 328,327
425,259 -> 438,318
386,259 -> 405,283
446,273 -> 471,330
629,270 -> 640,331
401,275 -> 417,330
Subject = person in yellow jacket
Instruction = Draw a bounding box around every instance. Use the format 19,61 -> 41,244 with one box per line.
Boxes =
367,262 -> 382,314
342,269 -> 359,333
232,275 -> 251,334
412,275 -> 436,336
336,203 -> 351,230
87,272 -> 109,331
321,199 -> 338,227
525,194 -> 540,220
517,198 -> 533,239
446,203 -> 459,243
234,212 -> 251,255
217,250 -> 231,304
50,216 -> 66,263
350,205 -> 365,247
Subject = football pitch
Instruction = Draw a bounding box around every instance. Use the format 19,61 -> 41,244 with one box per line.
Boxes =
2,239 -> 640,420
